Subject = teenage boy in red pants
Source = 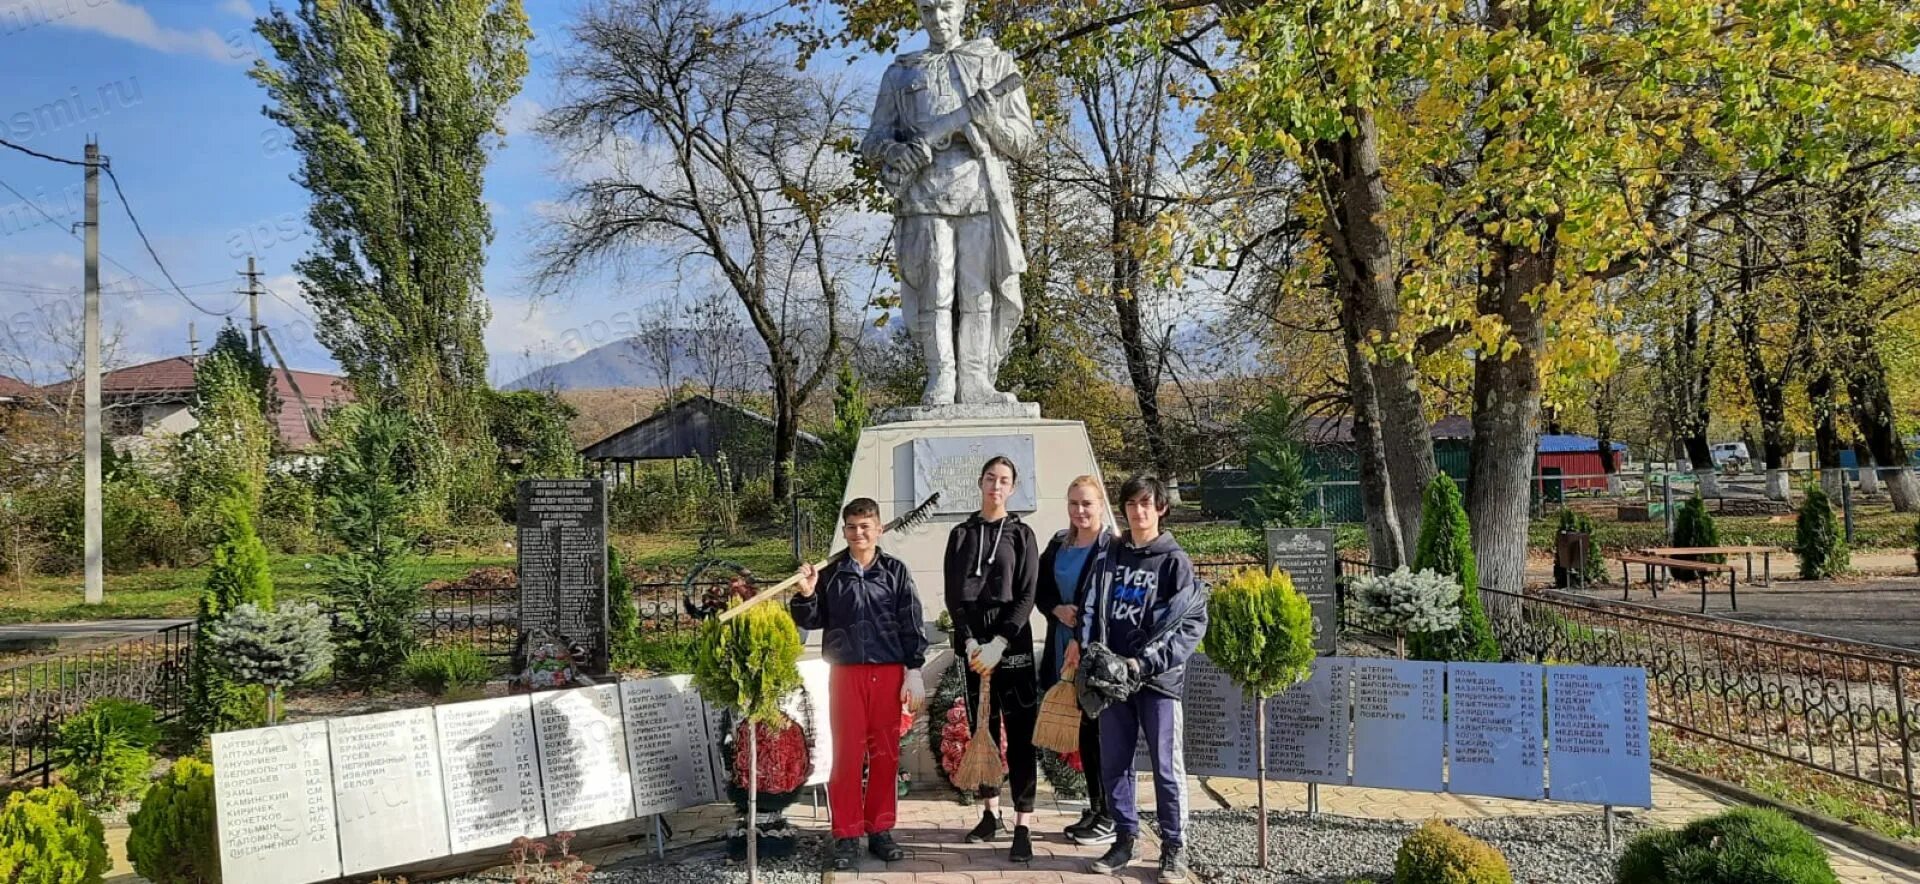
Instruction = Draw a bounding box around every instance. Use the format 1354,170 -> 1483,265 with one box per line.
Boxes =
792,498 -> 928,870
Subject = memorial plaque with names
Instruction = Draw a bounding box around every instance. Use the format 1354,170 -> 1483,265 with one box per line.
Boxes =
621,675 -> 721,816
212,721 -> 340,884
798,659 -> 834,787
1445,663 -> 1545,800
329,707 -> 451,875
517,479 -> 610,674
436,696 -> 547,853
533,685 -> 636,831
1547,666 -> 1652,807
1265,528 -> 1338,655
1265,657 -> 1352,785
1175,655 -> 1257,779
1350,659 -> 1444,792
913,435 -> 1037,514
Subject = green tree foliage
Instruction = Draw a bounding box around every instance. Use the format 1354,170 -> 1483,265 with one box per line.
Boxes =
692,601 -> 802,726
485,388 -> 580,483
1394,819 -> 1512,884
1240,390 -> 1311,530
1202,567 -> 1316,697
320,406 -> 419,685
1351,568 -> 1462,656
174,349 -> 275,541
1671,496 -> 1724,582
1409,476 -> 1498,662
1616,807 -> 1836,884
208,602 -> 334,722
802,361 -> 867,534
608,546 -> 640,667
251,0 -> 531,522
402,645 -> 494,697
204,322 -> 276,419
0,786 -> 108,884
53,700 -> 160,809
187,495 -> 275,739
1795,485 -> 1848,579
128,758 -> 219,884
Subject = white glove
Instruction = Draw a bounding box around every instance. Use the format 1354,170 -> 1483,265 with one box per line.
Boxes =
970,636 -> 1007,673
902,669 -> 926,711
964,638 -> 980,662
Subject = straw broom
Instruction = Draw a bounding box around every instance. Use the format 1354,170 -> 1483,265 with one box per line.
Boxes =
1032,662 -> 1081,753
952,670 -> 1003,791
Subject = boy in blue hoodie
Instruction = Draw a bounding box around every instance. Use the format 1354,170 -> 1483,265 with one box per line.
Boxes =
1078,473 -> 1207,883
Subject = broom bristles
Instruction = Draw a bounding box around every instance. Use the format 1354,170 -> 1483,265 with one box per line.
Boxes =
1032,665 -> 1081,753
953,671 -> 1003,791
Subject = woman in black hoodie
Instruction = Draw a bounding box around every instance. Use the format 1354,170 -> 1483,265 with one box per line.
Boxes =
1036,474 -> 1116,846
943,455 -> 1040,862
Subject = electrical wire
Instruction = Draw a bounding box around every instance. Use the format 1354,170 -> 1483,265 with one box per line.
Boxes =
0,137 -> 86,167
100,165 -> 235,318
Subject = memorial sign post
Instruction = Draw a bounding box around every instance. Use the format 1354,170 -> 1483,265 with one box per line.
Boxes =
516,479 -> 610,676
1264,528 -> 1338,655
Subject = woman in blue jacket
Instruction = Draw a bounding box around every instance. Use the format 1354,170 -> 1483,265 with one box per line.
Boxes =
1035,474 -> 1115,846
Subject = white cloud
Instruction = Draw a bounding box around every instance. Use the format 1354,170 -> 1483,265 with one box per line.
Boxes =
220,0 -> 251,16
500,96 -> 546,139
12,1 -> 244,64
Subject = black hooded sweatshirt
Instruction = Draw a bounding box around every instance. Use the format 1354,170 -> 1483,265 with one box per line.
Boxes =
942,511 -> 1040,654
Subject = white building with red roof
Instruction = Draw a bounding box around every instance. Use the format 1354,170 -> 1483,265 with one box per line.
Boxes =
43,356 -> 354,451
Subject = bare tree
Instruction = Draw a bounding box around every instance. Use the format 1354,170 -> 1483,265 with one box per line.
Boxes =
536,0 -> 869,499
630,293 -> 683,395
681,287 -> 755,403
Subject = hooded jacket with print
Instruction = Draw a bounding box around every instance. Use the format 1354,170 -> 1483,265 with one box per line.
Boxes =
942,511 -> 1040,655
1076,530 -> 1208,698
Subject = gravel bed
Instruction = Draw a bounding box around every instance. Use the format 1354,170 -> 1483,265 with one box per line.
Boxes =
1174,809 -> 1646,884
433,835 -> 828,884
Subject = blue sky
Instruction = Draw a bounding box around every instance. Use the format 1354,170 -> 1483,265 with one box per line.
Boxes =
0,0 -> 894,386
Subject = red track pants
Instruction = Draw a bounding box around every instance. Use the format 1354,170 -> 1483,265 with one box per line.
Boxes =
827,663 -> 906,838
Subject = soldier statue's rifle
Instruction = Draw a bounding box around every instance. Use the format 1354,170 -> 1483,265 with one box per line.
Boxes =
880,70 -> 1023,196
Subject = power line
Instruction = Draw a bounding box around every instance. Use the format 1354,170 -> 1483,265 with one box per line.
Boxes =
261,284 -> 319,325
0,137 -> 86,167
100,165 -> 234,318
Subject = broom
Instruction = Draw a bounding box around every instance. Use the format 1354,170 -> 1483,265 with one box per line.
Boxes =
952,670 -> 1004,791
715,493 -> 941,623
1032,662 -> 1081,753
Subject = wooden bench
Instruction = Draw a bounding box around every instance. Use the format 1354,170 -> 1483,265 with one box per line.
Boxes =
1640,545 -> 1780,587
1610,552 -> 1738,613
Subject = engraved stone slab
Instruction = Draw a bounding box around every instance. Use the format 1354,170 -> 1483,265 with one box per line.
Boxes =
517,479 -> 610,674
621,675 -> 721,816
436,695 -> 547,853
1176,655 -> 1257,779
1350,659 -> 1444,792
1445,663 -> 1545,799
329,707 -> 451,875
1265,528 -> 1339,655
533,684 -> 635,831
212,721 -> 340,884
798,659 -> 834,787
1265,657 -> 1351,785
912,435 -> 1037,514
1547,666 -> 1652,807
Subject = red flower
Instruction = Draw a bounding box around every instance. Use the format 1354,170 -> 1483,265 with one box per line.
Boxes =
732,716 -> 810,793
1065,750 -> 1082,772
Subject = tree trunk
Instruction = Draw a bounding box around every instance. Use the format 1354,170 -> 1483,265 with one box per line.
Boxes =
1596,377 -> 1623,494
1855,442 -> 1883,496
1847,356 -> 1919,510
1810,370 -> 1845,496
1683,435 -> 1718,498
1345,327 -> 1406,567
1467,241 -> 1551,594
770,363 -> 796,501
1313,111 -> 1435,555
1112,264 -> 1176,490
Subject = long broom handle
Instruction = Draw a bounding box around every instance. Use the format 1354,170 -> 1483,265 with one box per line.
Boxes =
714,553 -> 839,623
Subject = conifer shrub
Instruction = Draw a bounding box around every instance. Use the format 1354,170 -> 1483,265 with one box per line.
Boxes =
53,698 -> 161,808
208,602 -> 333,722
1794,485 -> 1848,579
1393,819 -> 1512,884
1670,496 -> 1723,581
127,758 -> 218,884
403,645 -> 495,697
1615,807 -> 1835,884
692,599 -> 802,725
1203,567 -> 1316,697
186,493 -> 275,740
1408,476 -> 1498,662
0,786 -> 108,884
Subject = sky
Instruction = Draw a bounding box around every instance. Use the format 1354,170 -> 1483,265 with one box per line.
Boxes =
0,0 -> 896,387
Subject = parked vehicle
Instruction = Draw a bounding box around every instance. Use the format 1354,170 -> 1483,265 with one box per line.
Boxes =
1710,442 -> 1750,469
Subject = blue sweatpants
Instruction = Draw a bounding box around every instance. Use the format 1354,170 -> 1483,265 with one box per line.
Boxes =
1097,690 -> 1187,847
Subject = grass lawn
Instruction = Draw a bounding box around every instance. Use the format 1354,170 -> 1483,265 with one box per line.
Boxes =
0,554 -> 513,625
1531,506 -> 1918,552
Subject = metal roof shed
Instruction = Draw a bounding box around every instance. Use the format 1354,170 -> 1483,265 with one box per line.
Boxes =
577,395 -> 824,485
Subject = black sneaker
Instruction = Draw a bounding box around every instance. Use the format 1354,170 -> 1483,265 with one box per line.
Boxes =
1063,808 -> 1096,839
1090,833 -> 1135,874
830,836 -> 861,871
1158,843 -> 1189,882
964,809 -> 1001,843
1009,825 -> 1033,863
867,831 -> 905,862
1070,814 -> 1117,846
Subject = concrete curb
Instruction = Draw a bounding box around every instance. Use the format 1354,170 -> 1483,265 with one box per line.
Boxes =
1650,760 -> 1920,872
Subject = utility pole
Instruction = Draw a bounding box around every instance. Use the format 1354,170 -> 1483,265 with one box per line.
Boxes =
82,140 -> 102,606
188,320 -> 199,358
243,255 -> 262,356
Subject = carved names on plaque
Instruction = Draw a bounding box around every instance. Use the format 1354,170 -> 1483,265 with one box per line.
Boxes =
533,684 -> 635,831
621,675 -> 722,816
1264,528 -> 1338,655
1350,659 -> 1444,792
436,695 -> 547,852
1176,655 -> 1257,779
212,721 -> 340,884
1547,666 -> 1652,807
913,435 -> 1037,514
1265,657 -> 1351,785
1445,663 -> 1545,800
329,707 -> 452,875
517,479 -> 610,674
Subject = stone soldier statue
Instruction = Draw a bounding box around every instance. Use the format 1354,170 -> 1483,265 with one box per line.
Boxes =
863,0 -> 1036,407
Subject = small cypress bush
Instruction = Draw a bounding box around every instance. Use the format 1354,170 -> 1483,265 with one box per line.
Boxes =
609,546 -> 640,668
1409,476 -> 1498,662
1670,496 -> 1723,582
0,786 -> 109,884
1615,807 -> 1836,884
127,758 -> 219,884
1794,486 -> 1848,579
692,599 -> 802,725
186,494 -> 275,740
53,699 -> 160,809
1202,567 -> 1317,697
402,645 -> 495,697
1393,819 -> 1512,884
